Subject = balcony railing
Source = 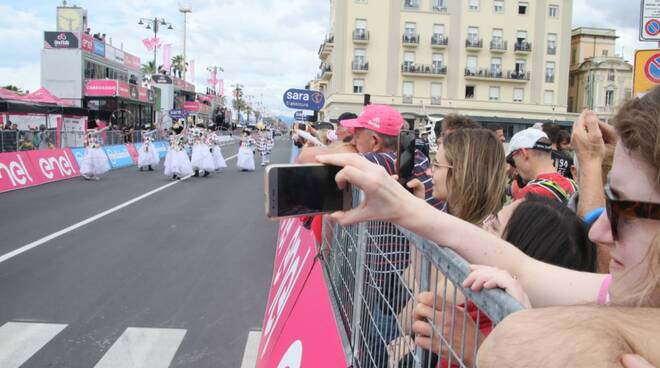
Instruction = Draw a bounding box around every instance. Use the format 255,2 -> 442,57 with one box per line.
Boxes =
466,38 -> 483,49
431,96 -> 441,105
490,39 -> 507,51
432,1 -> 448,12
431,34 -> 449,47
402,63 -> 447,76
547,45 -> 557,55
318,34 -> 335,58
514,41 -> 532,52
464,68 -> 531,81
319,63 -> 333,80
403,95 -> 413,104
353,29 -> 369,42
402,33 -> 420,45
352,61 -> 369,72
545,74 -> 555,83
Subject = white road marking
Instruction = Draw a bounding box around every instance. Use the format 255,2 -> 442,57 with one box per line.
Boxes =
0,322 -> 67,368
240,330 -> 262,368
93,327 -> 187,368
0,154 -> 238,265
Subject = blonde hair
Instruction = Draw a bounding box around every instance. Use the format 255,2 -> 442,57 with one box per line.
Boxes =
609,86 -> 660,307
443,129 -> 507,225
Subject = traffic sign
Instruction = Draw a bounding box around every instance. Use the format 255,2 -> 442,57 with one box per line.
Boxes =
640,0 -> 660,41
633,49 -> 660,96
283,89 -> 325,111
294,111 -> 304,120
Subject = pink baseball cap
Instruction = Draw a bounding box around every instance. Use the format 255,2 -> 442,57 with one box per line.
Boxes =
340,104 -> 404,137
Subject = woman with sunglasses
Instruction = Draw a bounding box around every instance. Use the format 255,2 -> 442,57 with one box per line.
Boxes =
318,86 -> 660,310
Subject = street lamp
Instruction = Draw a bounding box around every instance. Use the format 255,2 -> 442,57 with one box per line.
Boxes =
137,17 -> 174,75
179,4 -> 192,81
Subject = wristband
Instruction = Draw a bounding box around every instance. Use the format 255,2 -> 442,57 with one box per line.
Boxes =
583,207 -> 604,226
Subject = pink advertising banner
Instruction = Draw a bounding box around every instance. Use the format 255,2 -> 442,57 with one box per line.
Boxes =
81,33 -> 94,53
256,219 -> 347,368
118,81 -> 130,98
124,53 -> 141,70
85,80 -> 117,97
138,87 -> 148,102
0,149 -> 80,193
183,101 -> 201,112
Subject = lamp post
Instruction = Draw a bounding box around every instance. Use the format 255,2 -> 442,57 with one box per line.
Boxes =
138,17 -> 174,74
179,4 -> 192,81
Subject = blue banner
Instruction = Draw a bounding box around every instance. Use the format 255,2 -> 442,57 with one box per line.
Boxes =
93,39 -> 105,57
283,89 -> 325,111
70,147 -> 86,169
103,144 -> 133,168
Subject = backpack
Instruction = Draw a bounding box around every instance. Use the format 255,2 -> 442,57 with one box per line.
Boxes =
526,178 -> 578,203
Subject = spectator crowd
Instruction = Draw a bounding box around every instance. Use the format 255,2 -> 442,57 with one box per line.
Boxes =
288,86 -> 660,367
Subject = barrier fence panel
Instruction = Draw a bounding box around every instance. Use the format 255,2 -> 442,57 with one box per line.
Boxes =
320,189 -> 523,368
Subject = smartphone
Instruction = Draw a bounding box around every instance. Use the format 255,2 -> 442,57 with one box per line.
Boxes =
397,130 -> 416,187
265,164 -> 352,219
296,123 -> 307,132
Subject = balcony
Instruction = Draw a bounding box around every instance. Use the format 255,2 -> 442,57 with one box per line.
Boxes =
464,68 -> 530,83
465,38 -> 483,50
402,95 -> 413,104
490,39 -> 507,53
514,41 -> 532,54
403,0 -> 419,10
432,2 -> 448,12
547,45 -> 557,55
401,63 -> 447,78
352,60 -> 369,74
319,63 -> 333,80
318,35 -> 335,60
402,33 -> 420,47
545,74 -> 555,83
431,34 -> 449,49
353,29 -> 369,44
431,96 -> 441,105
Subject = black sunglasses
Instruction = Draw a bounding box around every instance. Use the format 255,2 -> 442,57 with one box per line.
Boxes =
604,185 -> 660,240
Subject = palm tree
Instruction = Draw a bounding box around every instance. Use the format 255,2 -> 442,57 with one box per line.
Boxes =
141,61 -> 157,75
171,55 -> 186,79
2,85 -> 25,94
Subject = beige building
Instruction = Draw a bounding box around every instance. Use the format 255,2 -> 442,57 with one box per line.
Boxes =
315,0 -> 576,136
567,27 -> 633,119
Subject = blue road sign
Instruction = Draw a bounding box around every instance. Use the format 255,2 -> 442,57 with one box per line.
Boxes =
169,109 -> 188,120
294,111 -> 304,120
646,19 -> 660,36
283,89 -> 325,111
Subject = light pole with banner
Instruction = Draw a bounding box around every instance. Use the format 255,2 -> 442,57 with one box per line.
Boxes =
179,4 -> 192,81
138,17 -> 174,73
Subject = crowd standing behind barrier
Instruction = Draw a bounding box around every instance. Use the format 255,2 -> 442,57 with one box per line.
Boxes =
0,129 -> 172,152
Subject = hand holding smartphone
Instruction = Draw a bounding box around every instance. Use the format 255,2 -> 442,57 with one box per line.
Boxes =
265,164 -> 352,219
397,130 -> 416,188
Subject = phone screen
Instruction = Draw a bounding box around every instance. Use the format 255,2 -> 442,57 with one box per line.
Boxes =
397,130 -> 416,186
267,165 -> 350,218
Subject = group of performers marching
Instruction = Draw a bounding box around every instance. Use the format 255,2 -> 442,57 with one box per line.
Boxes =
80,119 -> 273,181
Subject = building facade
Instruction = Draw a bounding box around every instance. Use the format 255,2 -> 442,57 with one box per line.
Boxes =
316,0 -> 576,136
567,27 -> 633,119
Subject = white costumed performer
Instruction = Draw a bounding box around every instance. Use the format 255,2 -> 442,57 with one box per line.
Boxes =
80,123 -> 111,180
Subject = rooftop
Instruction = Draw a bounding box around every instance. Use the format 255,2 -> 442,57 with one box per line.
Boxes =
571,27 -> 618,39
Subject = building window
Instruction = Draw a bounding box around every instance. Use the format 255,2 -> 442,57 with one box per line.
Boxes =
356,19 -> 367,32
469,0 -> 480,11
513,88 -> 524,102
432,53 -> 444,69
355,0 -> 367,3
625,88 -> 632,100
405,22 -> 417,37
491,57 -> 502,74
548,5 -> 558,17
547,33 -> 557,55
431,83 -> 442,105
494,0 -> 504,13
568,96 -> 574,111
467,55 -> 478,74
468,26 -> 479,41
403,81 -> 414,103
489,86 -> 500,101
546,62 -> 555,83
518,1 -> 528,14
608,69 -> 615,81
353,79 -> 364,93
434,24 -> 446,36
403,51 -> 415,70
515,59 -> 526,75
544,90 -> 554,104
572,49 -> 577,64
433,0 -> 448,11
605,89 -> 615,106
602,49 -> 609,56
404,0 -> 419,9
569,74 -> 575,87
465,86 -> 476,99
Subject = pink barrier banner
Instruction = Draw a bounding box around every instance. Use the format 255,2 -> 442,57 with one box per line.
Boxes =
257,218 -> 347,368
118,81 -> 130,98
126,144 -> 139,164
0,149 -> 80,193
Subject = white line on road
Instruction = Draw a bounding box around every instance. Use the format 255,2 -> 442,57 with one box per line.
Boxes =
0,322 -> 67,368
240,329 -> 262,368
93,327 -> 187,368
0,154 -> 238,265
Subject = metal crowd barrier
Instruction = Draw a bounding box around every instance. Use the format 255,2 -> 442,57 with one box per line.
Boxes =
320,189 -> 523,368
0,129 -> 174,152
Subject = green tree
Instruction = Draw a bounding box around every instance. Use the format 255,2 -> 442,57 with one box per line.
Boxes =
171,55 -> 186,79
2,85 -> 25,94
141,61 -> 157,75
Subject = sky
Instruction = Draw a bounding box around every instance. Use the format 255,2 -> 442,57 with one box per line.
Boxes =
0,0 -> 655,117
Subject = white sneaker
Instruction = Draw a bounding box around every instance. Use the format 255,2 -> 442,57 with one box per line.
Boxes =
82,174 -> 92,180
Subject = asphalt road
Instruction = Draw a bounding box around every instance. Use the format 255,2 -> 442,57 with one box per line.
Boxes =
0,141 -> 290,367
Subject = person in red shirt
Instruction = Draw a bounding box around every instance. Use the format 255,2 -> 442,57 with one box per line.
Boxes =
506,128 -> 577,202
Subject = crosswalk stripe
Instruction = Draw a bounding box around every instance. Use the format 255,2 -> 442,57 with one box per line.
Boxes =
94,327 -> 187,368
0,322 -> 67,368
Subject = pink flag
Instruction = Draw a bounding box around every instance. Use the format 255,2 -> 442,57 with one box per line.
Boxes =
190,60 -> 195,82
142,37 -> 162,51
162,44 -> 172,71
219,80 -> 224,96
